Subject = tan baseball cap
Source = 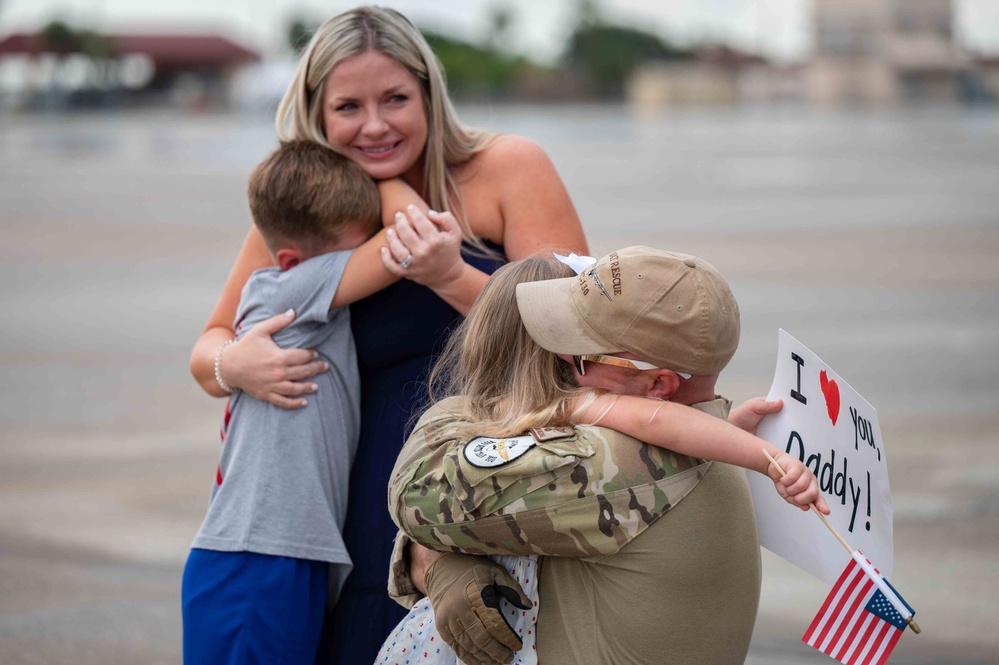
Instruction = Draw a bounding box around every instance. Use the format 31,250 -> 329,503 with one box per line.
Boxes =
516,246 -> 740,376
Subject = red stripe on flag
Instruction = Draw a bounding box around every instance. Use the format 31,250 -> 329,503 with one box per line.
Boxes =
831,581 -> 875,661
860,621 -> 890,665
820,572 -> 871,651
808,562 -> 862,646
862,619 -> 896,665
843,609 -> 879,664
833,611 -> 867,664
870,625 -> 903,665
804,558 -> 858,640
835,616 -> 865,665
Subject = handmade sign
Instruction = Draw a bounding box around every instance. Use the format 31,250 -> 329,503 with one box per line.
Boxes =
748,329 -> 894,584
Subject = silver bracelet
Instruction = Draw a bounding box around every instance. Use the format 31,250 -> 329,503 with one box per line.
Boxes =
214,339 -> 236,394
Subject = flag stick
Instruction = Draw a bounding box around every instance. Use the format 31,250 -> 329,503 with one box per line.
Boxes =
762,449 -> 921,634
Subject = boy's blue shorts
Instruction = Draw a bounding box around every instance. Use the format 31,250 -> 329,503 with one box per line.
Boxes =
182,548 -> 328,665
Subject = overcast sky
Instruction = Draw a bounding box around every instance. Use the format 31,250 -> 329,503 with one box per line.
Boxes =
2,0 -> 997,62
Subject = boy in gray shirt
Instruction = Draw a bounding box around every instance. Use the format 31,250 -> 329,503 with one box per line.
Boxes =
182,141 -> 382,665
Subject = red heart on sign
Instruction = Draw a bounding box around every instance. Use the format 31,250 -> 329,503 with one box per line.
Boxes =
819,370 -> 840,426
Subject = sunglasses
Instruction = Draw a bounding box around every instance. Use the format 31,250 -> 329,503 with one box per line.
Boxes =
571,354 -> 691,380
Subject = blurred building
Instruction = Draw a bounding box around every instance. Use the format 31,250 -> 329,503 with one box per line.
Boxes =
805,0 -> 969,105
0,32 -> 260,110
626,0 -> 997,109
627,45 -> 801,107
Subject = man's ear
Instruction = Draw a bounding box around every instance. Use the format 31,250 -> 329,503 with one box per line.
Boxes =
646,370 -> 681,401
276,246 -> 305,271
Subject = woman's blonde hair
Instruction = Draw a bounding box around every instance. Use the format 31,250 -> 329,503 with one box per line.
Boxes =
276,6 -> 495,254
428,257 -> 598,440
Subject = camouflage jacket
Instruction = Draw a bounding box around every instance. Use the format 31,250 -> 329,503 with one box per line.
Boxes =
387,396 -> 730,607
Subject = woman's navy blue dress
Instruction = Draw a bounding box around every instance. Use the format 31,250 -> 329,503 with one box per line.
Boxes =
317,245 -> 505,664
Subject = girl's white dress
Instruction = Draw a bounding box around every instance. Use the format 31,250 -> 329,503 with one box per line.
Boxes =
376,555 -> 540,665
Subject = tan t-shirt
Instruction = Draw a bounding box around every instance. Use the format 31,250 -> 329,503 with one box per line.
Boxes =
536,461 -> 762,665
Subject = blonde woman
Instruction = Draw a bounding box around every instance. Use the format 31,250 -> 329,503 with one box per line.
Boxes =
188,6 -> 587,662
389,251 -> 829,665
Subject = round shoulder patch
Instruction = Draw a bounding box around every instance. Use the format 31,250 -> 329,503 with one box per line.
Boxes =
463,435 -> 536,468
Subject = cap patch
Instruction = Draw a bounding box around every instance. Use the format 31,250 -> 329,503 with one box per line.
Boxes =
463,435 -> 535,468
529,426 -> 576,443
585,264 -> 613,301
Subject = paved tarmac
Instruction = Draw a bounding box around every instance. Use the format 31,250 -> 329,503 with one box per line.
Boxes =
1,106 -> 997,664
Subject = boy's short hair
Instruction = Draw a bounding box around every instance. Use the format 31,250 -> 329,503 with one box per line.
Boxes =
516,246 -> 740,376
248,141 -> 381,255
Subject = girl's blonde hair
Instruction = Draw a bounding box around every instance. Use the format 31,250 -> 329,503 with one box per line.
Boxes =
276,6 -> 495,254
428,257 -> 598,440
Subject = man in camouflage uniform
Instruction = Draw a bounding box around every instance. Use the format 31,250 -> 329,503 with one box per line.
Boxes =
388,247 -> 762,665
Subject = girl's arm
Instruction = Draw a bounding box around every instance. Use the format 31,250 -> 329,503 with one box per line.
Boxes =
581,394 -> 831,514
189,180 -> 430,406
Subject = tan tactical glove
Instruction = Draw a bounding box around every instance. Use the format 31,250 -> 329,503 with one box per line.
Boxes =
424,552 -> 532,665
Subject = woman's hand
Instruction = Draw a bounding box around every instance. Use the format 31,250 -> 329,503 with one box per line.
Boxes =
764,450 -> 831,514
379,205 -> 488,314
220,310 -> 327,409
380,206 -> 467,289
729,397 -> 782,435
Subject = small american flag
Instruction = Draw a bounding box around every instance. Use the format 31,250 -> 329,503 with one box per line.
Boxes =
803,551 -> 915,665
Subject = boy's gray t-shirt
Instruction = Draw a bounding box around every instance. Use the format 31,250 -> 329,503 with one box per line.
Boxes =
192,251 -> 359,581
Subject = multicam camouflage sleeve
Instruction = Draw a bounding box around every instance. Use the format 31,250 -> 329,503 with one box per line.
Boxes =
387,397 -> 724,601
387,531 -> 423,608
